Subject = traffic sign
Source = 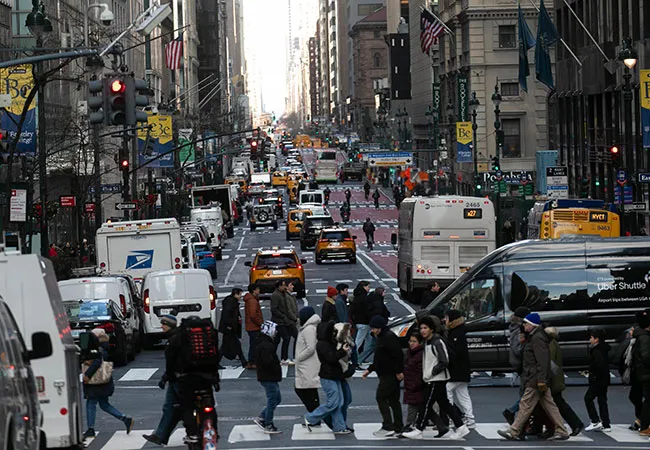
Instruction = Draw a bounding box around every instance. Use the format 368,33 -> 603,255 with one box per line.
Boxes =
367,152 -> 413,167
59,195 -> 76,207
638,173 -> 650,183
624,202 -> 647,211
617,169 -> 628,185
116,202 -> 137,210
545,166 -> 568,199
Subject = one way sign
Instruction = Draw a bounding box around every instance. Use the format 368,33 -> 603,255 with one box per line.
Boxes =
116,202 -> 137,210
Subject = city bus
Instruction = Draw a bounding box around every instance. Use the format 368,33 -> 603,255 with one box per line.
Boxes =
394,196 -> 496,303
315,148 -> 339,183
527,199 -> 620,239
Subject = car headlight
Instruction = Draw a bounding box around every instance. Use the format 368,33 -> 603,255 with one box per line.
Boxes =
390,323 -> 412,338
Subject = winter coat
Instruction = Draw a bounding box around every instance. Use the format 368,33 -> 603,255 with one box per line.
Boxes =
633,327 -> 650,383
363,221 -> 375,235
403,345 -> 424,405
321,297 -> 338,323
422,334 -> 450,382
508,317 -> 525,373
83,343 -> 114,399
350,287 -> 370,325
295,314 -> 321,389
367,292 -> 390,319
368,328 -> 404,376
446,317 -> 470,383
270,289 -> 297,326
588,339 -> 611,387
545,327 -> 565,393
334,294 -> 349,323
316,320 -> 347,380
219,295 -> 242,337
255,334 -> 282,382
521,326 -> 551,389
244,292 -> 263,332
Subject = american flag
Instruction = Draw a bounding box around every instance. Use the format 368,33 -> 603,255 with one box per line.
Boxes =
165,35 -> 183,70
420,8 -> 445,54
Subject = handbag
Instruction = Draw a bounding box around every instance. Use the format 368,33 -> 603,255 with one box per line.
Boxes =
82,360 -> 114,385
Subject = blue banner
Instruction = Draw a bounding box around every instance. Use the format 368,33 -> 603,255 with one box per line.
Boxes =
138,114 -> 174,168
0,65 -> 37,154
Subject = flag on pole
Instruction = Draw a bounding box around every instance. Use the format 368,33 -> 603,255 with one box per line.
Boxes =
534,0 -> 560,90
517,2 -> 536,92
420,8 -> 444,54
165,35 -> 183,70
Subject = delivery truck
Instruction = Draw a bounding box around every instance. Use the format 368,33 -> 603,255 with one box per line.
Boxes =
191,184 -> 236,237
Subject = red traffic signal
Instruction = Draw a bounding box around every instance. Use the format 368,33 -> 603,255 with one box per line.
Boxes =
121,159 -> 129,168
110,79 -> 126,93
251,140 -> 258,149
610,146 -> 619,154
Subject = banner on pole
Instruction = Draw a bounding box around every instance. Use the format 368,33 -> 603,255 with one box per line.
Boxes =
641,70 -> 650,149
138,114 -> 174,168
178,128 -> 195,164
457,72 -> 469,122
0,65 -> 36,154
456,122 -> 473,163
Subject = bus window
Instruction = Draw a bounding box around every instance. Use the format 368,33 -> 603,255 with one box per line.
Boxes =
448,279 -> 497,320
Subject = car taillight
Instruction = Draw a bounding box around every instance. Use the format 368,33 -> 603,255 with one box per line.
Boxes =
211,253 -> 216,259
143,289 -> 150,313
35,376 -> 45,393
175,257 -> 181,263
297,264 -> 302,270
119,294 -> 127,316
320,239 -> 329,242
344,237 -> 353,241
99,323 -> 115,333
99,262 -> 106,268
209,286 -> 216,310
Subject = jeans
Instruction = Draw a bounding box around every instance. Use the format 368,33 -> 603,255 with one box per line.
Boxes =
154,382 -> 182,443
275,325 -> 298,360
446,381 -> 474,424
640,382 -> 650,429
585,383 -> 610,427
376,375 -> 403,431
86,398 -> 126,429
260,381 -> 282,425
340,379 -> 352,424
247,330 -> 260,364
355,324 -> 376,364
305,378 -> 346,432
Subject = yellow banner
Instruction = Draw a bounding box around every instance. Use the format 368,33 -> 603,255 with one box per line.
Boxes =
641,70 -> 650,110
0,64 -> 36,115
138,114 -> 173,144
456,121 -> 472,145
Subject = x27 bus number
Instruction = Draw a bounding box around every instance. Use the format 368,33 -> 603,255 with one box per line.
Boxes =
463,208 -> 483,219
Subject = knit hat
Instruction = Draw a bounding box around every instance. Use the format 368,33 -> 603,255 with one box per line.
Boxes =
261,320 -> 278,339
327,286 -> 338,298
299,306 -> 316,326
514,306 -> 531,319
91,328 -> 109,343
369,315 -> 388,329
160,314 -> 178,328
524,312 -> 541,327
637,309 -> 650,329
446,309 -> 462,322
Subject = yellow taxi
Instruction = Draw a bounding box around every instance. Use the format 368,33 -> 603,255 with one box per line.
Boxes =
272,170 -> 288,187
286,209 -> 313,240
287,175 -> 302,204
245,247 -> 306,298
315,227 -> 357,264
225,177 -> 247,194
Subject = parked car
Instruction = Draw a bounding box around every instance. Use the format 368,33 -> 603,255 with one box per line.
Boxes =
193,242 -> 217,278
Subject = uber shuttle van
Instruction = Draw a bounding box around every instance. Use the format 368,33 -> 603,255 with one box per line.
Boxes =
390,236 -> 650,371
0,251 -> 83,449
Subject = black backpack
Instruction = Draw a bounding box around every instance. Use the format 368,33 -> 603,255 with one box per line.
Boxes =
180,317 -> 219,373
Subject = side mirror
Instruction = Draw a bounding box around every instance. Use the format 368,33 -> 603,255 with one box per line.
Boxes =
28,332 -> 53,360
244,261 -> 252,267
300,258 -> 307,264
352,235 -> 357,239
391,233 -> 398,245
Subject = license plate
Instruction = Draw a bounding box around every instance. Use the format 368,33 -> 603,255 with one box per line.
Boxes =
159,308 -> 172,315
272,270 -> 283,275
330,242 -> 340,247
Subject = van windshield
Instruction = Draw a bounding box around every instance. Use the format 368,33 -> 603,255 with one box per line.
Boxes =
59,282 -> 119,302
148,274 -> 208,301
301,194 -> 323,204
306,218 -> 334,230
64,301 -> 111,321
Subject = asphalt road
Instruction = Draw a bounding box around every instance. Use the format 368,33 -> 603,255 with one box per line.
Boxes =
83,149 -> 649,449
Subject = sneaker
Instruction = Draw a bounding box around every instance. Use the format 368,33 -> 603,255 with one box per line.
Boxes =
124,417 -> 134,434
401,428 -> 423,439
142,434 -> 163,446
263,424 -> 282,434
497,429 -> 518,441
253,417 -> 266,430
630,421 -> 641,431
455,424 -> 470,439
372,428 -> 395,437
83,429 -> 96,439
547,433 -> 570,441
502,409 -> 515,425
435,428 -> 451,438
183,435 -> 200,444
585,422 -> 603,432
334,428 -> 353,435
345,426 -> 355,432
570,424 -> 584,436
602,426 -> 611,432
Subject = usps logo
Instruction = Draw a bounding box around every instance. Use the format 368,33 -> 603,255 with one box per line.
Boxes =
126,250 -> 154,270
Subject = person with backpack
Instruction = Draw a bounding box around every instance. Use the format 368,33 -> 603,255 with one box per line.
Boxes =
444,309 -> 475,429
218,288 -> 248,368
254,321 -> 283,434
362,218 -> 375,250
165,315 -> 220,444
584,328 -> 611,432
502,306 -> 530,424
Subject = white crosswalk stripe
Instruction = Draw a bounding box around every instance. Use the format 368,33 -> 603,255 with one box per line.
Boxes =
117,368 -> 159,382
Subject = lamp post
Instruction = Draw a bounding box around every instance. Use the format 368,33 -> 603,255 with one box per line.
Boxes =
425,105 -> 440,194
618,37 -> 638,235
395,107 -> 409,150
468,92 -> 480,196
26,0 -> 52,257
492,83 -> 503,244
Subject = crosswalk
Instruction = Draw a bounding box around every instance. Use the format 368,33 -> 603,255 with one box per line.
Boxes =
86,423 -> 650,449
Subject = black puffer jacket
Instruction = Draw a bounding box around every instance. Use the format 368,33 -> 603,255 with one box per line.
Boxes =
521,326 -> 551,389
588,340 -> 611,387
367,292 -> 390,319
633,327 -> 650,383
316,320 -> 347,380
350,286 -> 370,325
446,317 -> 470,382
256,333 -> 282,382
368,328 -> 404,376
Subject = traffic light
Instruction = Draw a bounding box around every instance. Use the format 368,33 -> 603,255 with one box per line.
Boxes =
491,156 -> 500,171
580,177 -> 590,198
474,174 -> 483,196
610,145 -> 620,167
106,76 -> 127,125
0,129 -> 8,152
125,77 -> 150,125
120,157 -> 129,169
88,78 -> 106,125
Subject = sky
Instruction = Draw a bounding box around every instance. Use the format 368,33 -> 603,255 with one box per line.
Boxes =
243,0 -> 289,117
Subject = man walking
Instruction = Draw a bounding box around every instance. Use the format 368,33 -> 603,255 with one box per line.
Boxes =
444,309 -> 475,428
362,218 -> 376,250
497,313 -> 569,441
218,288 -> 248,368
350,281 -> 372,364
334,283 -> 350,324
372,188 -> 380,209
271,280 -> 299,365
244,283 -> 263,369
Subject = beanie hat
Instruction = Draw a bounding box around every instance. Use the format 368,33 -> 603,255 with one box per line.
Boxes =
261,320 -> 278,339
446,309 -> 462,322
369,315 -> 388,329
91,328 -> 109,343
299,306 -> 316,326
524,312 -> 541,327
327,286 -> 338,298
514,306 -> 531,319
637,309 -> 650,329
160,314 -> 178,328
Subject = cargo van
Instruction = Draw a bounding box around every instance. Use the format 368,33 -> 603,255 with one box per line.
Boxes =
298,189 -> 325,207
141,269 -> 216,346
389,236 -> 650,371
0,251 -> 83,449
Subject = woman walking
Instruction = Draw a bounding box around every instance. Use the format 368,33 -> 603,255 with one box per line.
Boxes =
295,307 -> 322,416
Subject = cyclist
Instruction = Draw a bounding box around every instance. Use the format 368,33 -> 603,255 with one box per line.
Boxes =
340,202 -> 351,223
323,187 -> 331,205
362,218 -> 376,250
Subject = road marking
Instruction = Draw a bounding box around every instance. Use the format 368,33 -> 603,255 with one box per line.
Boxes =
314,288 -> 328,294
227,424 -> 271,443
224,255 -> 243,285
291,423 -> 336,440
356,252 -> 380,281
117,368 -> 158,382
391,293 -> 415,315
237,235 -> 245,251
219,367 -> 246,379
607,424 -> 649,442
381,278 -> 396,282
351,370 -> 377,378
100,429 -> 153,450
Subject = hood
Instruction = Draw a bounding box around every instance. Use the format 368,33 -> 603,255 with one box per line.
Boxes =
317,320 -> 336,342
447,317 -> 465,330
544,326 -> 558,340
408,344 -> 424,356
633,327 -> 649,339
243,292 -> 258,302
301,313 -> 321,330
353,286 -> 367,297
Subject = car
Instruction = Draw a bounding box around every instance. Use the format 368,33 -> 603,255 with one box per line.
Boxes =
286,208 -> 312,240
250,204 -> 278,231
63,298 -> 134,366
245,248 -> 307,298
315,227 -> 357,264
193,242 -> 217,278
300,214 -> 336,250
272,171 -> 288,186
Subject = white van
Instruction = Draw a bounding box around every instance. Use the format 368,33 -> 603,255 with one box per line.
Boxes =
141,269 -> 215,346
190,206 -> 224,258
0,252 -> 83,449
299,189 -> 325,206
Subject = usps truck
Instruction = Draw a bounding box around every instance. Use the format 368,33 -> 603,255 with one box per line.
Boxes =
96,218 -> 183,285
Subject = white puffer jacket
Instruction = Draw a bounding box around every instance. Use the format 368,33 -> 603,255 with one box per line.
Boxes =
295,314 -> 322,389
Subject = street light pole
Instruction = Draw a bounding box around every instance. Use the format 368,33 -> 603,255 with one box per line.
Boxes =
492,83 -> 503,245
469,92 -> 480,196
446,101 -> 455,195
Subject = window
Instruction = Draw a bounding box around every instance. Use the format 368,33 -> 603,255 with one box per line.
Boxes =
374,30 -> 381,38
510,270 -> 588,312
321,230 -> 351,241
498,25 -> 516,48
501,82 -> 519,97
12,0 -> 33,37
446,279 -> 497,320
373,53 -> 382,68
587,264 -> 650,309
502,118 -> 521,158
358,3 -> 382,16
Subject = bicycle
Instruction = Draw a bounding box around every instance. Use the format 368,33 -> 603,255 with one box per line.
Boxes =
185,389 -> 218,450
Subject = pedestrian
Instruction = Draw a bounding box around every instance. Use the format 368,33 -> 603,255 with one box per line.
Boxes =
345,188 -> 351,204
48,243 -> 58,258
321,286 -> 339,323
402,316 -> 469,440
295,307 -> 322,418
303,320 -> 351,434
619,326 -> 642,430
373,188 -> 380,209
497,313 -> 569,441
543,327 -> 583,437
244,283 -> 263,369
270,280 -> 299,365
420,281 -> 441,310
254,321 -> 283,434
362,315 -> 404,437
634,309 -> 650,436
402,332 -> 424,433
444,309 -> 475,429
143,315 -> 182,446
367,287 -> 390,321
583,328 -> 611,432
364,181 -> 371,200
218,287 -> 248,368
334,283 -> 350,324
350,281 -> 372,365
82,328 -> 134,439
362,218 -> 376,250
502,306 -> 530,424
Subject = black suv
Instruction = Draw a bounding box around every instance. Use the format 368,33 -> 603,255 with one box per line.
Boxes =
300,215 -> 335,250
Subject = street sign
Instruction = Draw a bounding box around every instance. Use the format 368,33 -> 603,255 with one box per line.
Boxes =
84,202 -> 96,213
89,183 -> 122,194
59,195 -> 76,207
617,169 -> 628,184
638,173 -> 650,183
624,202 -> 647,211
9,189 -> 26,222
367,152 -> 413,167
116,202 -> 137,210
546,166 -> 568,199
